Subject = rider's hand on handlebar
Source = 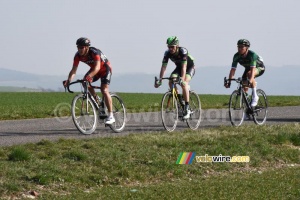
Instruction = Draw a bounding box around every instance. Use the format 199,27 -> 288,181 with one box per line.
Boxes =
154,79 -> 162,88
224,81 -> 231,88
178,77 -> 186,86
84,75 -> 93,83
63,80 -> 69,88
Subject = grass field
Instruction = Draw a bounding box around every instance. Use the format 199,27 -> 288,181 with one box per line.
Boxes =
0,124 -> 299,199
0,92 -> 299,120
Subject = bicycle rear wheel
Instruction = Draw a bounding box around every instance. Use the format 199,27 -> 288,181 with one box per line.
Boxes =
107,93 -> 126,133
253,89 -> 268,125
161,91 -> 178,132
186,91 -> 201,130
229,90 -> 245,126
71,94 -> 97,134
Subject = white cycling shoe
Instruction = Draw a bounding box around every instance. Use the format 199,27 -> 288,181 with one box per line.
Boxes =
251,96 -> 259,107
183,109 -> 191,119
105,116 -> 115,125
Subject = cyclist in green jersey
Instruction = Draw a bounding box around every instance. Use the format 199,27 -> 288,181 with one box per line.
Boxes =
225,39 -> 265,108
155,36 -> 196,119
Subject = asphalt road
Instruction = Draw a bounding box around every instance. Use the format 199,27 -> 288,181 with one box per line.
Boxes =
0,106 -> 299,147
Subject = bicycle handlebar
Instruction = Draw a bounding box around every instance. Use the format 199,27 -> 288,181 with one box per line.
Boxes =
63,79 -> 102,93
63,79 -> 86,93
224,77 -> 249,85
155,76 -> 181,84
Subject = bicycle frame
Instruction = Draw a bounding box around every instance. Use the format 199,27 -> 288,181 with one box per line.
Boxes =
158,77 -> 184,112
225,77 -> 252,110
65,80 -> 104,110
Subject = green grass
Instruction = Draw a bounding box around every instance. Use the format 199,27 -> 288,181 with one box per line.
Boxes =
0,124 -> 299,199
0,92 -> 299,120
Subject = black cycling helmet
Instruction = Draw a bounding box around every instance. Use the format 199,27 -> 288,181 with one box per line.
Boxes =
237,39 -> 250,47
76,37 -> 91,46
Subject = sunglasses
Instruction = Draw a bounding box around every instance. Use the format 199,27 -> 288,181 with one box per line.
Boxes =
77,46 -> 85,49
168,45 -> 176,49
237,45 -> 246,49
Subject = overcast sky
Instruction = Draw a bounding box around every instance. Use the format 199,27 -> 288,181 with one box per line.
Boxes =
1,0 -> 299,77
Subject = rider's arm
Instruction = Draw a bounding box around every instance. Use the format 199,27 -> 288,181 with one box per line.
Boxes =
230,53 -> 239,79
87,61 -> 101,78
160,51 -> 169,79
159,65 -> 167,79
68,65 -> 78,82
228,68 -> 236,79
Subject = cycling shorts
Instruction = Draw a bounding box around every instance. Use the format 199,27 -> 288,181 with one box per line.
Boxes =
170,65 -> 195,80
85,62 -> 112,85
242,66 -> 265,79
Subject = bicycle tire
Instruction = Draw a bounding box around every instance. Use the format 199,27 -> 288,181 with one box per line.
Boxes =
229,90 -> 245,126
186,91 -> 201,130
161,91 -> 178,132
71,94 -> 98,134
252,89 -> 268,125
107,93 -> 126,133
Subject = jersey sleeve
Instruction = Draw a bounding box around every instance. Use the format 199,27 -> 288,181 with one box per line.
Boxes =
90,49 -> 101,62
231,53 -> 239,69
162,50 -> 169,67
73,53 -> 80,67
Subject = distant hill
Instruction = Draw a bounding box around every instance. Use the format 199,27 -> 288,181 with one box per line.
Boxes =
0,86 -> 42,92
0,67 -> 299,95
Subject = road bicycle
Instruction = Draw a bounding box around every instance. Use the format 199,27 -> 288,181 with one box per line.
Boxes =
224,77 -> 268,126
155,77 -> 201,132
65,79 -> 126,134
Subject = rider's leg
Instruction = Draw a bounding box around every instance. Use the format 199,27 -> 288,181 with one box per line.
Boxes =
101,84 -> 112,114
101,83 -> 115,124
182,75 -> 191,103
84,71 -> 100,103
247,69 -> 259,106
182,67 -> 195,119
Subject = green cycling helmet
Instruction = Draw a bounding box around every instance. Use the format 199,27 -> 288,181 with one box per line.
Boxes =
166,36 -> 179,46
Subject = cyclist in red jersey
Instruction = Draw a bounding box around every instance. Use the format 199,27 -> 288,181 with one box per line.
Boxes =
63,37 -> 115,124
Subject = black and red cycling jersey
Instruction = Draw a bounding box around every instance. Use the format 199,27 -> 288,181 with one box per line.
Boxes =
73,47 -> 112,78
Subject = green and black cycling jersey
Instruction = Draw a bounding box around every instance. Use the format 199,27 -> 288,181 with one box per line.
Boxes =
162,47 -> 195,68
232,50 -> 265,70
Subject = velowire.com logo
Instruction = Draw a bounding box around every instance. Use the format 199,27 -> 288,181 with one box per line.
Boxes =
176,152 -> 250,164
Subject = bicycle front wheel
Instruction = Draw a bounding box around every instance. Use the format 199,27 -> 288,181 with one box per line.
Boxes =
161,91 -> 178,132
187,91 -> 201,130
253,89 -> 268,125
108,93 -> 126,133
229,90 -> 245,126
71,94 -> 97,134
